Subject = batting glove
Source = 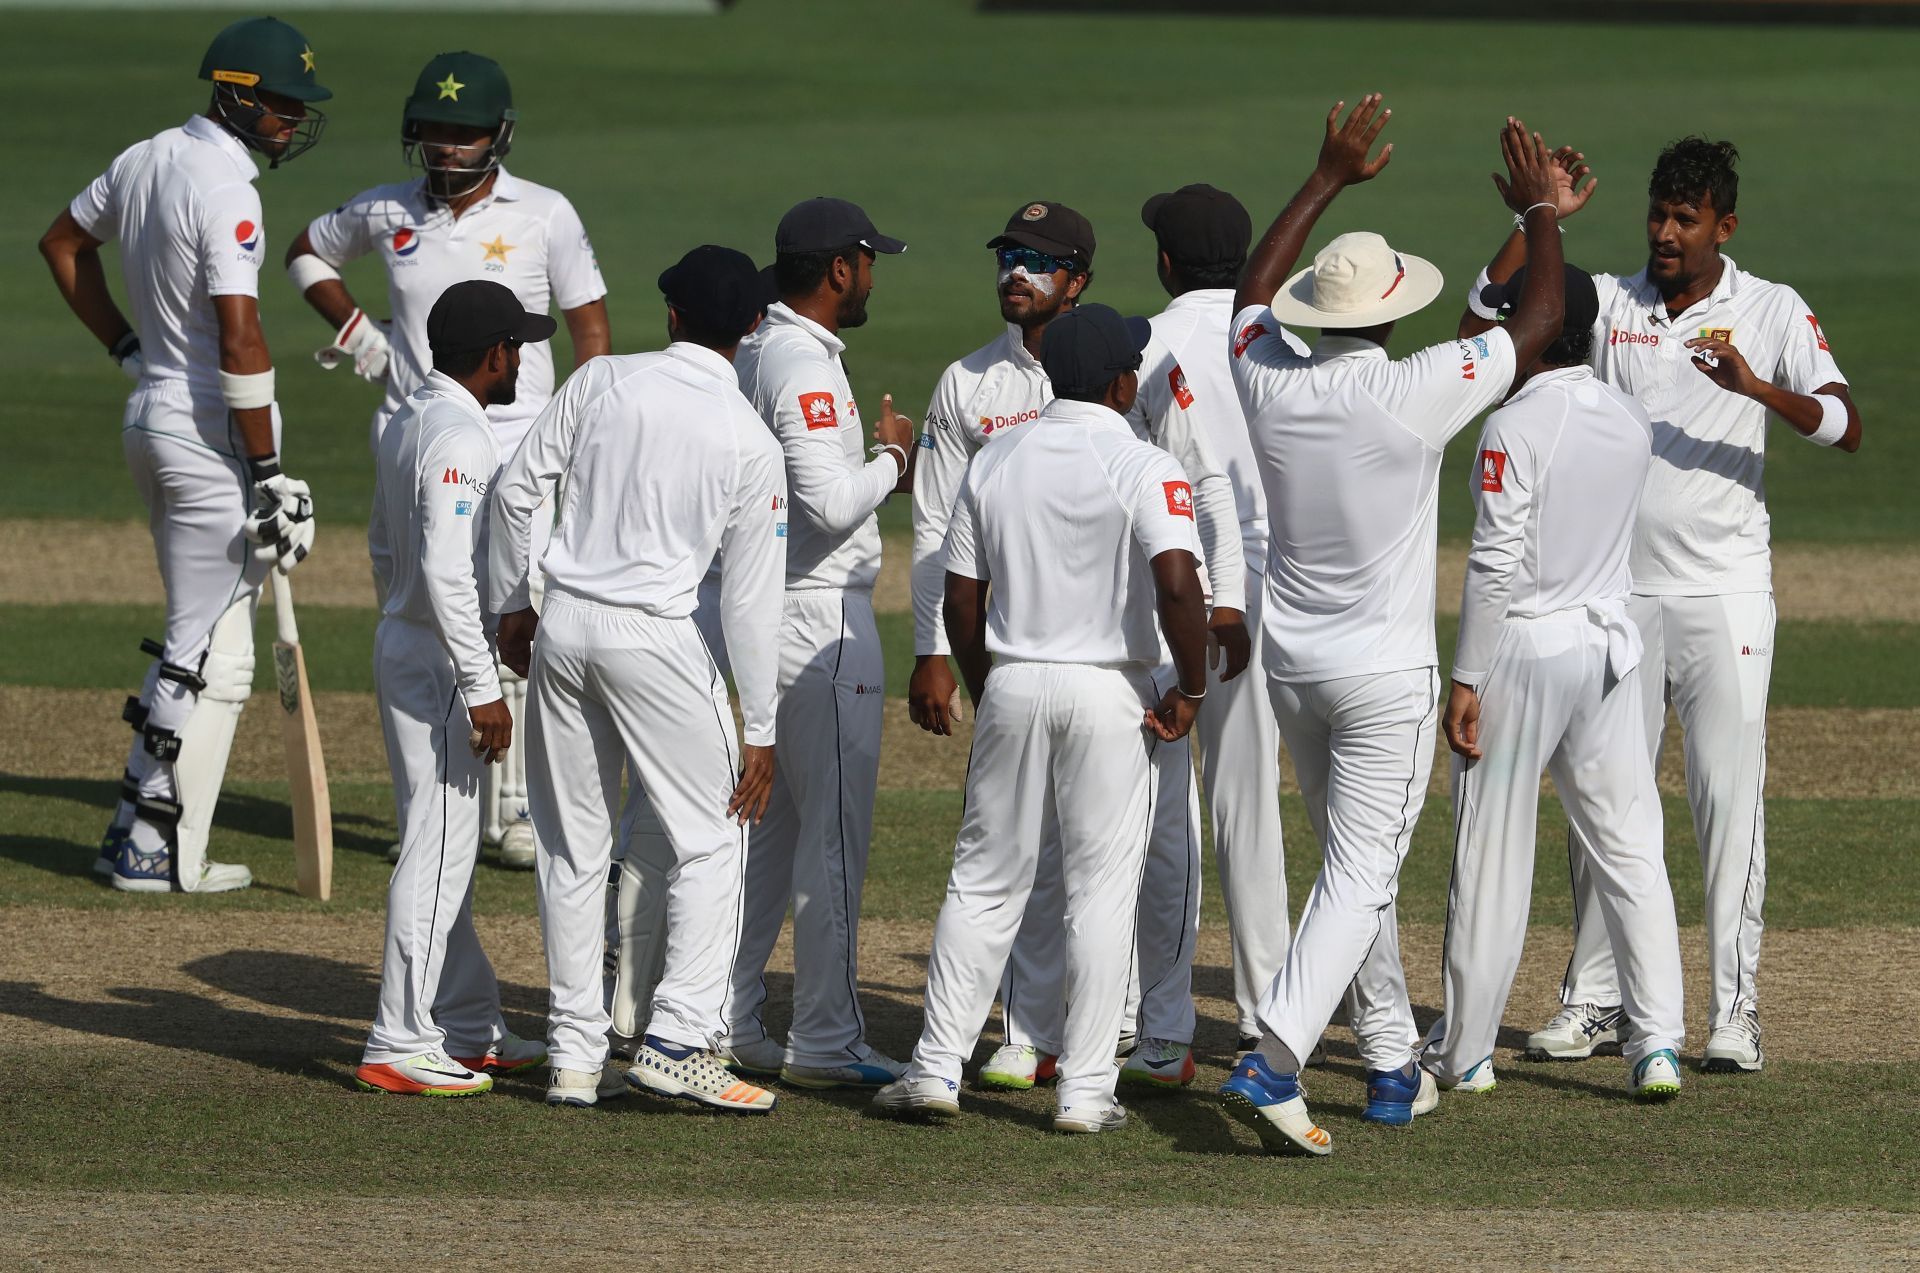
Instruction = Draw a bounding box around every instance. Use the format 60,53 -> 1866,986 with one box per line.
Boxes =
244,457 -> 317,574
109,331 -> 145,382
314,308 -> 392,384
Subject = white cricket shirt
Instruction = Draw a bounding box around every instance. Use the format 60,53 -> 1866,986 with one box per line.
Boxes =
1590,257 -> 1847,596
735,303 -> 895,594
1231,308 -> 1516,680
943,398 -> 1200,666
304,168 -> 607,454
486,343 -> 787,744
1452,365 -> 1654,686
371,371 -> 503,706
69,115 -> 264,416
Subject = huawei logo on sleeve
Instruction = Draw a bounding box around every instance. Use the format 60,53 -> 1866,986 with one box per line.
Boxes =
798,392 -> 837,429
1164,481 -> 1193,518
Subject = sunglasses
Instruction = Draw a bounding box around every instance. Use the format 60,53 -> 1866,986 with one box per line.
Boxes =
996,246 -> 1080,276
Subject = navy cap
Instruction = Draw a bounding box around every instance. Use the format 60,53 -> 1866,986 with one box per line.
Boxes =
427,279 -> 555,356
775,197 -> 906,255
988,200 -> 1095,266
1141,184 -> 1252,267
1480,263 -> 1600,339
658,245 -> 773,343
1041,303 -> 1151,397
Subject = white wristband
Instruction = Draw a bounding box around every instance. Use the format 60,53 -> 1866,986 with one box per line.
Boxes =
1467,266 -> 1500,321
1513,206 -> 1564,236
1807,392 -> 1848,446
872,442 -> 907,475
219,368 -> 276,410
286,253 -> 342,294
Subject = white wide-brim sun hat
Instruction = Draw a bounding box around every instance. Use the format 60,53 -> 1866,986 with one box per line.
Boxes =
1270,230 -> 1444,328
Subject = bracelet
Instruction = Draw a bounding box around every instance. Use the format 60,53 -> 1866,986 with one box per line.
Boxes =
872,442 -> 908,475
1513,205 -> 1564,235
1176,686 -> 1206,701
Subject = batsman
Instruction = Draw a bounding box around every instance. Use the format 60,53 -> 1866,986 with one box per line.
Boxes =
40,17 -> 327,893
286,50 -> 609,868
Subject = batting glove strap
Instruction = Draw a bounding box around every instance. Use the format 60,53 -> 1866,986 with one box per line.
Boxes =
315,308 -> 393,384
245,471 -> 317,571
109,331 -> 145,382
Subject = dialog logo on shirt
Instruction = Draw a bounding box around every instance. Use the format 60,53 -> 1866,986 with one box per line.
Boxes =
799,391 -> 838,429
1480,449 -> 1507,492
1806,314 -> 1830,352
234,220 -> 260,253
1164,481 -> 1194,518
1233,323 -> 1268,359
392,227 -> 420,257
1168,365 -> 1195,409
980,408 -> 1039,436
1609,329 -> 1660,348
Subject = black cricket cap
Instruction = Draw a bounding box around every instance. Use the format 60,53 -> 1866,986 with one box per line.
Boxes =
775,197 -> 906,255
427,279 -> 556,356
659,245 -> 773,343
1141,184 -> 1252,267
1480,264 -> 1600,340
988,201 -> 1096,267
1041,303 -> 1151,398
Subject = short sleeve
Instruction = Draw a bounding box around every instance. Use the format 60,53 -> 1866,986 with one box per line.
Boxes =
943,478 -> 984,580
69,161 -> 123,241
1394,326 -> 1516,448
201,183 -> 265,298
1772,289 -> 1846,394
545,195 -> 608,311
1128,450 -> 1202,563
1227,304 -> 1303,419
303,193 -> 378,266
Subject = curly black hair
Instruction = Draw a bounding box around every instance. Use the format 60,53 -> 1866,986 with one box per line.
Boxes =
1649,137 -> 1739,216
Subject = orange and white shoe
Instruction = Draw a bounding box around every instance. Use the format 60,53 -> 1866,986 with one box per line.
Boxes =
453,1032 -> 548,1075
355,1050 -> 492,1097
625,1037 -> 775,1114
978,1043 -> 1057,1091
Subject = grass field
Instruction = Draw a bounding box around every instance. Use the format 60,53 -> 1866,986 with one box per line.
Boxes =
3,3 -> 1918,1267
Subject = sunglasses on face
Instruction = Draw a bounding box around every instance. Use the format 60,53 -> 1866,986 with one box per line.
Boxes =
996,246 -> 1078,276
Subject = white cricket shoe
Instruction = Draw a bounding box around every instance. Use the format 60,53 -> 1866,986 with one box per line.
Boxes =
627,1041 -> 775,1113
1119,1038 -> 1196,1088
719,1036 -> 786,1077
1631,1048 -> 1684,1101
111,841 -> 252,894
499,819 -> 535,870
1219,1054 -> 1332,1156
1054,1102 -> 1128,1134
546,1064 -> 631,1107
1703,1011 -> 1764,1073
356,1050 -> 491,1097
1438,1057 -> 1497,1094
453,1032 -> 548,1075
1525,1003 -> 1628,1060
978,1042 -> 1056,1091
871,1074 -> 961,1121
782,1047 -> 908,1090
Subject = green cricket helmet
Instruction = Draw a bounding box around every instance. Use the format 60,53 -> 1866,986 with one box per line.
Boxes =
402,52 -> 516,200
198,16 -> 330,167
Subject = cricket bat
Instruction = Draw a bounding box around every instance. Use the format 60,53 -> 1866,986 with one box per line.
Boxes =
272,573 -> 334,901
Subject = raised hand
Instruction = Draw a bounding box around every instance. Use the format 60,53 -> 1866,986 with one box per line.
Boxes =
1550,145 -> 1598,219
1314,94 -> 1394,189
1492,116 -> 1559,216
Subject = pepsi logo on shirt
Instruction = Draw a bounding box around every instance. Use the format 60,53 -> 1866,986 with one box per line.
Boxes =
234,220 -> 261,255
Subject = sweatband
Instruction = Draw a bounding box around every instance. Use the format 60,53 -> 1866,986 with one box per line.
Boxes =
219,368 -> 275,410
286,254 -> 342,294
1807,393 -> 1848,447
1467,267 -> 1499,321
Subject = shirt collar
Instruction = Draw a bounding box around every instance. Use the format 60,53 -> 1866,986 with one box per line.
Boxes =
416,166 -> 523,220
422,369 -> 487,415
1508,363 -> 1593,405
1164,287 -> 1234,316
766,302 -> 846,357
183,114 -> 258,182
1002,323 -> 1042,370
665,341 -> 737,382
1637,254 -> 1741,322
1041,397 -> 1130,432
1312,333 -> 1389,361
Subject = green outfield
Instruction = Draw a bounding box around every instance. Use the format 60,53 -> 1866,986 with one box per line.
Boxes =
2,2 -> 1917,1266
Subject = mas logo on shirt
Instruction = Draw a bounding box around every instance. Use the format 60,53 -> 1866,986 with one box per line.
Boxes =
441,466 -> 487,495
1233,323 -> 1268,359
1168,365 -> 1195,409
1163,480 -> 1194,518
234,220 -> 260,253
1479,449 -> 1507,493
1806,313 -> 1830,352
798,391 -> 838,429
392,227 -> 420,258
1456,339 -> 1479,381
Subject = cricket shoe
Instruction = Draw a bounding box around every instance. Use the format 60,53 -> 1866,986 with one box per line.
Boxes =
453,1032 -> 548,1075
498,818 -> 535,870
626,1037 -> 775,1113
1702,1010 -> 1764,1074
1219,1053 -> 1331,1156
782,1047 -> 907,1090
1054,1102 -> 1128,1134
111,841 -> 251,894
1435,1057 -> 1497,1094
1119,1038 -> 1195,1088
1525,1002 -> 1628,1060
871,1075 -> 961,1121
1232,1035 -> 1327,1068
546,1064 -> 631,1107
719,1036 -> 786,1077
95,826 -> 128,879
1631,1048 -> 1683,1101
356,1051 -> 492,1097
1362,1064 -> 1440,1126
978,1042 -> 1057,1091
1115,1031 -> 1138,1061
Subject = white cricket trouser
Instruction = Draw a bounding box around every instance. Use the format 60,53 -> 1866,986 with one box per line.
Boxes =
1000,660 -> 1200,1052
1428,609 -> 1684,1081
725,589 -> 884,1069
1257,663 -> 1439,1074
1194,581 -> 1290,1039
528,591 -> 747,1073
905,661 -> 1156,1112
1562,592 -> 1773,1030
363,617 -> 507,1063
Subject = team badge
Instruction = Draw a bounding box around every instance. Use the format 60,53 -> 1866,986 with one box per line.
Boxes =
798,391 -> 837,429
1021,203 -> 1048,221
1164,481 -> 1194,518
1699,326 -> 1732,343
234,220 -> 260,252
480,236 -> 515,266
1233,323 -> 1268,359
436,73 -> 464,101
1806,314 -> 1830,352
392,227 -> 420,257
1168,365 -> 1194,409
1480,449 -> 1507,493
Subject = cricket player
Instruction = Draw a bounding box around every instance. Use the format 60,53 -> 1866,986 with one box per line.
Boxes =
872,303 -> 1210,1133
720,198 -> 915,1089
355,281 -> 557,1098
41,17 -> 326,893
1217,105 -> 1569,1155
1471,139 -> 1863,1073
286,50 -> 610,869
490,246 -> 786,1112
1422,264 -> 1687,1103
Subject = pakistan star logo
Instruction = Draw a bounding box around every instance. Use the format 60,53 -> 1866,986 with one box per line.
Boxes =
300,45 -> 315,73
436,73 -> 464,101
481,236 -> 515,264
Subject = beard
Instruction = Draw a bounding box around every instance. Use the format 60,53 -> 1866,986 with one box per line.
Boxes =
838,286 -> 871,330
